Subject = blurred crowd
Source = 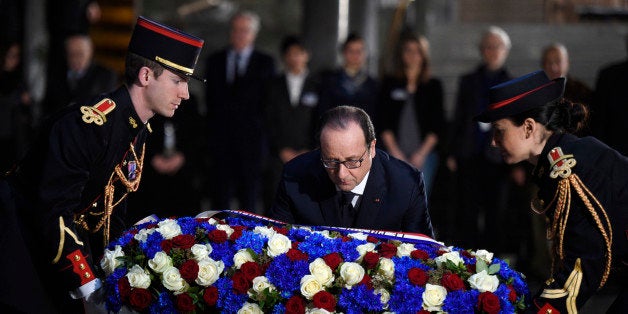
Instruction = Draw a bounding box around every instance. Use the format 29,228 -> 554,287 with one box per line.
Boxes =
2,3 -> 628,283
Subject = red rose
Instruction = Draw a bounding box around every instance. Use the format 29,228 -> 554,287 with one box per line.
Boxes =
272,226 -> 288,235
230,227 -> 243,241
477,292 -> 501,314
291,241 -> 300,249
366,236 -> 379,243
160,239 -> 173,253
241,261 -> 262,281
285,295 -> 306,314
407,267 -> 428,286
313,291 -> 336,312
466,264 -> 476,273
208,229 -> 228,243
362,251 -> 380,269
128,288 -> 152,311
287,248 -> 308,262
341,236 -> 351,242
507,285 -> 517,302
461,250 -> 474,258
441,272 -> 465,291
179,260 -> 199,282
323,253 -> 343,270
118,277 -> 131,300
410,249 -> 429,260
175,293 -> 196,312
418,310 -> 431,314
360,273 -> 373,289
203,286 -> 219,306
379,243 -> 397,258
437,249 -> 447,256
232,271 -> 251,294
172,234 -> 195,249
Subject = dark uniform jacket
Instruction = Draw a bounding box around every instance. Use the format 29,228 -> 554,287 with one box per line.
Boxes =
269,148 -> 434,236
0,86 -> 150,313
531,133 -> 628,312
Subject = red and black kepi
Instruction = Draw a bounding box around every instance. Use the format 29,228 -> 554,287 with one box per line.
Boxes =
128,16 -> 205,81
474,70 -> 566,122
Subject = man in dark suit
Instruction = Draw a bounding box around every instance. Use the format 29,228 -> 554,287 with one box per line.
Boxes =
263,35 -> 319,210
205,11 -> 275,212
43,33 -> 118,115
269,106 -> 434,236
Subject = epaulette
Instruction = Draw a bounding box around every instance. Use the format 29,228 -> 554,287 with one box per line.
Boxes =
80,98 -> 116,126
547,147 -> 576,179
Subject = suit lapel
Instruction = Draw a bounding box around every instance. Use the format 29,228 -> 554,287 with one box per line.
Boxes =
354,155 -> 386,228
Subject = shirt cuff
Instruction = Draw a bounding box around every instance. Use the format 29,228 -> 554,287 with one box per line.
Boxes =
69,278 -> 102,299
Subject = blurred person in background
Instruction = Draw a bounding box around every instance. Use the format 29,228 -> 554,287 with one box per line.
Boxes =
541,43 -> 592,114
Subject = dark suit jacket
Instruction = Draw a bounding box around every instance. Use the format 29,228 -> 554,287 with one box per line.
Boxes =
592,59 -> 628,156
265,72 -> 320,155
318,68 -> 379,120
269,148 -> 434,236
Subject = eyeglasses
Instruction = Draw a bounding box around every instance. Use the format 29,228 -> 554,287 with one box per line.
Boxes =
321,148 -> 369,169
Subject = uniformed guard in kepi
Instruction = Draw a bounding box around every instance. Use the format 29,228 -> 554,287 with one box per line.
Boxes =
0,16 -> 204,313
476,70 -> 628,313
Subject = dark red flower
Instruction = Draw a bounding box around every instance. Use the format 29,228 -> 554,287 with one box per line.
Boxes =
272,226 -> 288,235
461,250 -> 474,258
407,267 -> 428,286
360,273 -> 373,289
441,272 -> 465,291
179,260 -> 199,282
117,277 -> 131,300
341,236 -> 351,242
291,241 -> 300,249
437,249 -> 448,256
128,288 -> 152,311
286,248 -> 308,262
231,271 -> 251,294
240,261 -> 262,281
507,285 -> 517,303
362,251 -> 380,269
230,227 -> 243,241
160,239 -> 173,253
203,286 -> 219,306
417,310 -> 431,314
312,291 -> 336,312
477,291 -> 501,314
172,234 -> 195,249
379,243 -> 397,258
410,249 -> 429,260
175,293 -> 195,312
323,252 -> 343,270
285,295 -> 306,314
466,263 -> 476,273
366,236 -> 379,243
208,229 -> 228,243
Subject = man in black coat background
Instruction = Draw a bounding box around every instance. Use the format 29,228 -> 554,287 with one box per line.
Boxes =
204,11 -> 275,213
269,106 -> 434,236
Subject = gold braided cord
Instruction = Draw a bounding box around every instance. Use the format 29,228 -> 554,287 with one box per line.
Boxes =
76,143 -> 145,246
545,173 -> 613,289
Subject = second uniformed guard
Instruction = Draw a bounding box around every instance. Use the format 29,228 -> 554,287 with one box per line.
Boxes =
475,70 -> 628,313
0,16 -> 204,313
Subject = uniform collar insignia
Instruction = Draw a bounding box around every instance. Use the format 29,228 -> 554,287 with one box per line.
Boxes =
129,117 -> 138,129
80,98 -> 116,126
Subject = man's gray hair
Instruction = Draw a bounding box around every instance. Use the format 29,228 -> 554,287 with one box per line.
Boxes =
233,11 -> 261,35
482,26 -> 511,50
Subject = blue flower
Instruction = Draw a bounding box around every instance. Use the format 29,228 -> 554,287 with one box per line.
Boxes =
141,231 -> 164,259
443,290 -> 479,314
176,217 -> 198,235
338,284 -> 383,313
389,281 -> 424,312
104,268 -> 126,313
210,242 -> 236,268
266,254 -> 309,292
298,232 -> 337,259
148,292 -> 175,313
215,277 -> 247,313
234,230 -> 266,255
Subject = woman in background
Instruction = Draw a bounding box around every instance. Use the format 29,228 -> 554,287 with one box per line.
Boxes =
378,34 -> 444,195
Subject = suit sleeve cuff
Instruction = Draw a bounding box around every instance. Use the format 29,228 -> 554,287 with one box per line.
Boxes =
69,278 -> 102,299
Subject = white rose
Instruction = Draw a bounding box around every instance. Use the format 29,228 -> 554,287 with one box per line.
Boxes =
195,258 -> 225,286
317,230 -> 333,239
377,258 -> 395,280
233,249 -> 255,269
468,270 -> 499,292
237,302 -> 263,314
340,262 -> 365,288
126,265 -> 151,289
348,232 -> 368,241
216,224 -> 234,237
100,245 -> 124,275
191,244 -> 212,261
250,276 -> 275,296
375,288 -> 391,307
148,251 -> 173,273
474,249 -> 494,264
266,233 -> 291,257
396,243 -> 416,257
356,243 -> 377,261
435,251 -> 464,268
253,226 -> 276,238
133,228 -> 155,243
306,309 -> 332,314
309,258 -> 334,287
162,266 -> 188,293
157,219 -> 181,239
300,274 -> 324,299
422,283 -> 447,312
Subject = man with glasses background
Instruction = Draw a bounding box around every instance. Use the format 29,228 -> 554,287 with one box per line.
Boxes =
269,106 -> 434,236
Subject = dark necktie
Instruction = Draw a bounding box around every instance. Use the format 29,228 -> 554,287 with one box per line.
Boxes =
233,53 -> 242,83
340,191 -> 357,227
